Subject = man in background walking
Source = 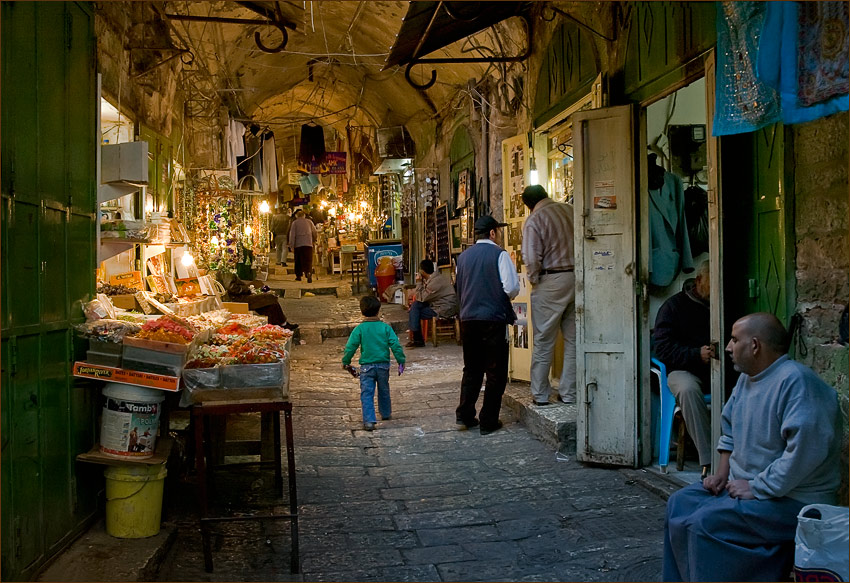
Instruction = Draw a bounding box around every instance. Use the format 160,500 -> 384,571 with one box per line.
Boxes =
270,207 -> 291,266
289,209 -> 317,283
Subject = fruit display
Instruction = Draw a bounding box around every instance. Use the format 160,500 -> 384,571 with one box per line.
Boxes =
185,322 -> 293,368
96,283 -> 139,296
133,314 -> 199,344
76,319 -> 142,342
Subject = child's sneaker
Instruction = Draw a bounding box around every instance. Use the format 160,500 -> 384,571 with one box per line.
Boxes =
363,422 -> 376,431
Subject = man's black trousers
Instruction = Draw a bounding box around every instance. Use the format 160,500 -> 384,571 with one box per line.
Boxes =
456,320 -> 508,431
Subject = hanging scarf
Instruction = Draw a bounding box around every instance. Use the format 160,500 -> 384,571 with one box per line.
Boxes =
713,1 -> 782,136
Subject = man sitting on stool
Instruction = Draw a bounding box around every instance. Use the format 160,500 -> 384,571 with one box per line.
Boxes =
662,313 -> 840,582
406,260 -> 458,347
653,260 -> 713,477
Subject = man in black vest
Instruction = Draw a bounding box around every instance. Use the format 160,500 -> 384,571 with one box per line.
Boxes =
455,215 -> 520,435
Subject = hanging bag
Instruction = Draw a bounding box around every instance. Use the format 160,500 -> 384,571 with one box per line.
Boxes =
793,504 -> 849,582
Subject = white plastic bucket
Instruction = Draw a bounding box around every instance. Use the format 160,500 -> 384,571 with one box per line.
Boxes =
100,383 -> 165,459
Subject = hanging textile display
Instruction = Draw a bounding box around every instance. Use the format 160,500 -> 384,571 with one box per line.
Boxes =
298,123 -> 326,173
798,1 -> 849,106
757,1 -> 849,126
238,126 -> 264,191
713,1 -> 781,136
261,130 -> 279,193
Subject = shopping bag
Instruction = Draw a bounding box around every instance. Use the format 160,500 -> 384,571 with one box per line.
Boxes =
793,504 -> 849,582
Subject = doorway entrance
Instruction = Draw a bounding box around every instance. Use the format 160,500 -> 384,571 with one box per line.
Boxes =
642,77 -> 713,480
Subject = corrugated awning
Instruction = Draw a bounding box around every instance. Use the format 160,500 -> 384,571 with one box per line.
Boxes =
384,1 -> 530,69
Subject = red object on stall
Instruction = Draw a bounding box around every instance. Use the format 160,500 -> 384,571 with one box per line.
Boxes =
375,257 -> 396,301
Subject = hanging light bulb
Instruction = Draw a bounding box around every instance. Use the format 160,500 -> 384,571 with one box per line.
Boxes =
259,200 -> 270,213
181,252 -> 195,266
211,235 -> 219,245
244,225 -> 252,236
360,200 -> 368,209
529,152 -> 539,186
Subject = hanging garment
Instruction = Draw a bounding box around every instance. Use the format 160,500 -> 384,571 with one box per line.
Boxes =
798,2 -> 849,107
649,171 -> 694,287
684,185 -> 709,258
261,131 -> 279,193
226,119 -> 245,182
713,1 -> 782,136
298,124 -> 325,173
238,130 -> 263,190
757,1 -> 849,125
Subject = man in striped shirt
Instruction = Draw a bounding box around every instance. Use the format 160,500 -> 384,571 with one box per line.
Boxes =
521,185 -> 576,406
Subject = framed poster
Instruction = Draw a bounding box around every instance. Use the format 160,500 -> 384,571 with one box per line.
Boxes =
435,204 -> 451,267
458,210 -> 469,250
449,219 -> 462,253
464,198 -> 476,244
456,168 -> 470,210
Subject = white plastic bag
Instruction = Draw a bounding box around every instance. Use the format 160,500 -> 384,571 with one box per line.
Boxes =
794,503 -> 849,582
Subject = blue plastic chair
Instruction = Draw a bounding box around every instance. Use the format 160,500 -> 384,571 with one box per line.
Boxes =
651,357 -> 710,473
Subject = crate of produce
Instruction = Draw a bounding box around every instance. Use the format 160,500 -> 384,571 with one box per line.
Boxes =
85,350 -> 122,368
122,344 -> 187,377
89,339 -> 124,355
220,361 -> 289,398
181,367 -> 221,391
122,335 -> 194,354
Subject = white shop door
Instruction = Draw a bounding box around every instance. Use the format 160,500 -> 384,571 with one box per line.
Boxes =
573,105 -> 639,466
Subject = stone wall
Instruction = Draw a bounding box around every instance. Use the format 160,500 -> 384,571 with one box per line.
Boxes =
793,111 -> 849,501
793,112 -> 849,398
95,3 -> 181,136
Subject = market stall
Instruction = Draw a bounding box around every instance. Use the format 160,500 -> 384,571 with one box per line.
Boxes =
71,293 -> 299,572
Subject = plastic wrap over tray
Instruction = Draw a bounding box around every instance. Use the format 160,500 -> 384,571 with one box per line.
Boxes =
221,361 -> 288,391
179,367 -> 222,406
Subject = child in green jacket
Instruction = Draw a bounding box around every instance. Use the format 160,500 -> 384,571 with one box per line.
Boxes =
342,296 -> 406,431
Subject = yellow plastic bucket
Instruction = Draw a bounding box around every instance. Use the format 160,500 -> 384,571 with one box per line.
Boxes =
104,463 -> 167,538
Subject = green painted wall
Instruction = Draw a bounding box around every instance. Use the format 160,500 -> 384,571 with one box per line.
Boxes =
1,2 -> 99,580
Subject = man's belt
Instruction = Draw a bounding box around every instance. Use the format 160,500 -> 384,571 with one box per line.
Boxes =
540,268 -> 574,275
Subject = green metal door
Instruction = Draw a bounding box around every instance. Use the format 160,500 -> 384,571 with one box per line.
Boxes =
744,124 -> 792,324
1,2 -> 98,580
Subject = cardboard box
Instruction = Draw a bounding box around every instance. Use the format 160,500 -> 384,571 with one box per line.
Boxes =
110,294 -> 138,310
222,302 -> 249,314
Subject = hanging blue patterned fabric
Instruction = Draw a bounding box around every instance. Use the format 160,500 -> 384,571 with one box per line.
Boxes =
798,2 -> 849,106
757,1 -> 849,125
713,2 -> 782,136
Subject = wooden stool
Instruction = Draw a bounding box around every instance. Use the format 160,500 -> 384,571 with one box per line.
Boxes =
427,317 -> 460,347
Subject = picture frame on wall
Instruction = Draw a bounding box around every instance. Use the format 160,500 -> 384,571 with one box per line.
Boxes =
465,198 -> 476,244
456,168 -> 470,211
449,219 -> 462,253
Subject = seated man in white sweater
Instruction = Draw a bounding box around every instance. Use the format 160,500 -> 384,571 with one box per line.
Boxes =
662,312 -> 841,582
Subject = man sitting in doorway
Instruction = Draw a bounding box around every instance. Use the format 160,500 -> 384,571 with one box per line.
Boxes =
662,313 -> 840,582
653,260 -> 713,476
406,260 -> 458,348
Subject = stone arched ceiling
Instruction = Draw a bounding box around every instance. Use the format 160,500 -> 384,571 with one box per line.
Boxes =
161,1 -> 525,164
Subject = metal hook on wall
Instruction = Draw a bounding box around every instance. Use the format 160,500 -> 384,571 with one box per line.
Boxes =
405,62 -> 438,91
165,9 -> 294,54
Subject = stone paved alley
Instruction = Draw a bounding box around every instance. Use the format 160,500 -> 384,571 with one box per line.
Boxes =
153,290 -> 669,582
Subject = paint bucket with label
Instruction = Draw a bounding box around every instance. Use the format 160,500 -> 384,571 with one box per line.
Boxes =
100,383 -> 164,459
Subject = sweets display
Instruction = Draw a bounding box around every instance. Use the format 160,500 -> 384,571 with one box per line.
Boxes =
133,315 -> 199,344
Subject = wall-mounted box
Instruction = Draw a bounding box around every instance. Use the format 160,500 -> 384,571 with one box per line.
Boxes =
101,141 -> 149,184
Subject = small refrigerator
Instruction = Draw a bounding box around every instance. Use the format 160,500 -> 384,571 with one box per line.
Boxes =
365,239 -> 402,288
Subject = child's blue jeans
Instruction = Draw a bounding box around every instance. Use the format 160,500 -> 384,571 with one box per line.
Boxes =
359,363 -> 391,423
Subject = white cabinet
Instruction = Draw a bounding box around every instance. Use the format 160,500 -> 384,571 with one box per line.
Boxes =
101,141 -> 148,183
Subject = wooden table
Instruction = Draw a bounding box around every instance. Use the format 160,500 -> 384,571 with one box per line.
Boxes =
192,399 -> 299,573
